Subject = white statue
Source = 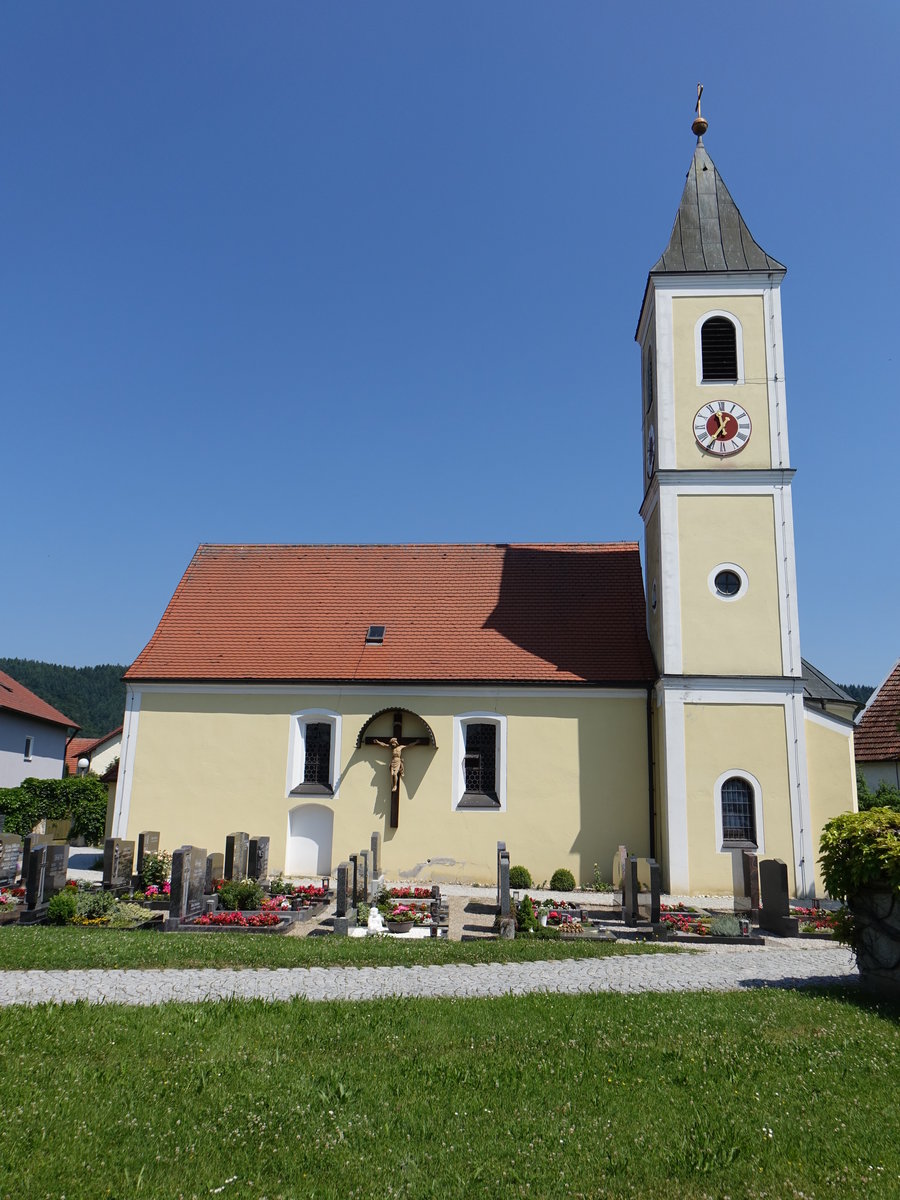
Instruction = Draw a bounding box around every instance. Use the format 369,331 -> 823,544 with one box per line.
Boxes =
367,905 -> 387,934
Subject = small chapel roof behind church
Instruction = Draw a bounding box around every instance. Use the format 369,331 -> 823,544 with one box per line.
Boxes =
650,139 -> 785,275
125,543 -> 656,686
855,658 -> 900,763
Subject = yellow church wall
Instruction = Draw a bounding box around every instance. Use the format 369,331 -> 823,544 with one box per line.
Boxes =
678,494 -> 783,676
671,294 -> 771,470
122,689 -> 650,886
805,717 -> 857,895
683,702 -> 794,894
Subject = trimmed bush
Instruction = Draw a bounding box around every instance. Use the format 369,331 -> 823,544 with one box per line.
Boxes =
820,808 -> 900,902
709,914 -> 741,937
218,879 -> 265,911
509,865 -> 532,889
46,890 -> 77,925
549,868 -> 576,893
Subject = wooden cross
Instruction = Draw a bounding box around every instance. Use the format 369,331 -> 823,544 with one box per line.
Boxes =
364,710 -> 431,829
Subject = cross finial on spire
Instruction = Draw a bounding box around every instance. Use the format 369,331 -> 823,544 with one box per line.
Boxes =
691,83 -> 708,139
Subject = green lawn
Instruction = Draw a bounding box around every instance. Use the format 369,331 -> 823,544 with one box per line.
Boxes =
0,989 -> 897,1199
0,926 -> 669,970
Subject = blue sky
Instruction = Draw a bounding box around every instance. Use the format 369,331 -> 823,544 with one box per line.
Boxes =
3,2 -> 897,687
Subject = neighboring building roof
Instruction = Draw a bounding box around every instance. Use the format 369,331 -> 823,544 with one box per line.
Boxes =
855,658 -> 900,762
0,669 -> 77,729
650,139 -> 785,275
64,726 -> 123,776
801,659 -> 857,707
126,543 -> 657,686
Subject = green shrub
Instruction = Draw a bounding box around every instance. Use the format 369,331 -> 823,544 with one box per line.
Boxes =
268,877 -> 294,897
0,776 -> 108,843
509,865 -> 532,889
709,914 -> 741,937
107,902 -> 151,929
140,852 -> 171,889
516,894 -> 539,933
820,807 -> 900,901
549,868 -> 576,893
46,890 -> 77,925
218,879 -> 265,911
76,889 -> 117,920
856,770 -> 900,813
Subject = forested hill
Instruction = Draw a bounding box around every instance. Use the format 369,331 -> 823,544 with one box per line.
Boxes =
0,659 -> 127,737
839,683 -> 874,706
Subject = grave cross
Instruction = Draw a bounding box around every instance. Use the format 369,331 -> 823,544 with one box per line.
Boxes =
364,710 -> 431,829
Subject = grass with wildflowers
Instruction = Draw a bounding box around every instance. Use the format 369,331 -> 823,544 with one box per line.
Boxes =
0,989 -> 897,1198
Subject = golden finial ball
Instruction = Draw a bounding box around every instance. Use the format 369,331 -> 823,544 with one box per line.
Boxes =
692,115 -> 708,137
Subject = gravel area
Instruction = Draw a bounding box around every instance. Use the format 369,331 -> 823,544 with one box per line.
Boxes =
0,943 -> 857,1007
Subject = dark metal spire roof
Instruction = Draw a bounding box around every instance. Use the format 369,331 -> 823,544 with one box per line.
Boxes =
650,139 -> 785,274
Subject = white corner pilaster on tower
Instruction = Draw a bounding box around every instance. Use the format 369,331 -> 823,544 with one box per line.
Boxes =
764,284 -> 791,469
112,685 -> 141,839
662,689 -> 690,893
658,483 -> 683,674
786,691 -> 814,898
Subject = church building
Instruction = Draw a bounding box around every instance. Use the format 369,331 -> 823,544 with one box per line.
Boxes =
113,112 -> 857,898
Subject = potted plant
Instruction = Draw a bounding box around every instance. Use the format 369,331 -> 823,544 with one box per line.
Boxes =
820,807 -> 900,996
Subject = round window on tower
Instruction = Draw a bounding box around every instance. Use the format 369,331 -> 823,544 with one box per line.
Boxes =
708,563 -> 748,602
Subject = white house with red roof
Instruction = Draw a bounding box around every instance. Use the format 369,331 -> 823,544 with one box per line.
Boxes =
0,669 -> 78,788
855,659 -> 900,791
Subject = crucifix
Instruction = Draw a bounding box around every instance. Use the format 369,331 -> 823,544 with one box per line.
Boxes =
364,711 -> 431,829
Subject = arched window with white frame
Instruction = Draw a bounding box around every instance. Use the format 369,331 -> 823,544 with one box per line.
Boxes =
714,769 -> 764,852
452,712 -> 507,811
695,311 -> 744,385
287,710 -> 342,798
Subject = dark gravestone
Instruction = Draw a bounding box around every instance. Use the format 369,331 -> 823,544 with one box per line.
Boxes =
370,831 -> 381,878
169,846 -> 208,924
25,845 -> 48,910
499,850 -> 511,918
622,856 -> 640,927
349,854 -> 359,906
205,852 -> 224,893
740,850 -> 760,923
248,837 -> 270,882
335,862 -> 350,918
136,831 -> 160,881
759,858 -> 799,936
637,857 -> 661,924
0,834 -> 22,887
21,834 -> 49,886
186,847 -> 207,920
103,838 -> 135,892
44,843 -> 70,900
224,832 -> 250,881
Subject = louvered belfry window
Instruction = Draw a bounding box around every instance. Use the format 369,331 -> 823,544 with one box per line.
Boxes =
303,722 -> 332,790
721,777 -> 756,845
701,317 -> 738,381
463,723 -> 498,800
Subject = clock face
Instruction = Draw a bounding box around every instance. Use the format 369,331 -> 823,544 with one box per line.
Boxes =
645,423 -> 656,477
693,402 -> 752,456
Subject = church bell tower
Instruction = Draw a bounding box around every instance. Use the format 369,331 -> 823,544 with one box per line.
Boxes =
636,92 -> 814,897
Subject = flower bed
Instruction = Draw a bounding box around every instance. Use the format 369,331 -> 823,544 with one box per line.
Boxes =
792,906 -> 841,935
389,887 -> 433,900
186,911 -> 289,933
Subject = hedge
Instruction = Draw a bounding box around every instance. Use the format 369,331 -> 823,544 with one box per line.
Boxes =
0,776 -> 108,845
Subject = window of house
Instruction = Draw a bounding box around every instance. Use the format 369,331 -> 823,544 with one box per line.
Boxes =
288,711 -> 341,798
453,713 -> 507,810
720,776 -> 756,847
700,316 -> 739,381
24,736 -> 33,761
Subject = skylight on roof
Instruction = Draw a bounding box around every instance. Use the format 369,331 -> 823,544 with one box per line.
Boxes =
365,625 -> 385,645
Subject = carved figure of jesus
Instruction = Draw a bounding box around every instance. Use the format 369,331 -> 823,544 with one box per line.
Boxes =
373,737 -> 406,787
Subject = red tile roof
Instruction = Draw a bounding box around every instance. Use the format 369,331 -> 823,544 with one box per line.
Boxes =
855,658 -> 900,762
126,543 -> 656,686
64,726 -> 123,776
0,669 -> 77,729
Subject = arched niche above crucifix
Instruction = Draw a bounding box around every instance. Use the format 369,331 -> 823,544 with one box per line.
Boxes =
357,709 -> 437,829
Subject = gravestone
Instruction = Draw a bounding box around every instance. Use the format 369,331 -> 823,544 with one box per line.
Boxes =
224,832 -> 250,881
136,831 -> 160,882
103,838 -> 135,892
169,845 -> 208,925
21,834 -> 49,886
637,857 -> 661,924
496,841 -> 506,907
0,814 -> 4,832
759,858 -> 799,936
0,834 -> 22,887
498,849 -> 511,919
25,845 -> 47,910
370,831 -> 381,878
205,852 -> 225,893
622,855 -> 639,927
739,850 -> 760,923
359,850 -> 369,903
248,837 -> 270,882
44,843 -> 70,899
349,854 -> 359,906
335,862 -> 350,918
